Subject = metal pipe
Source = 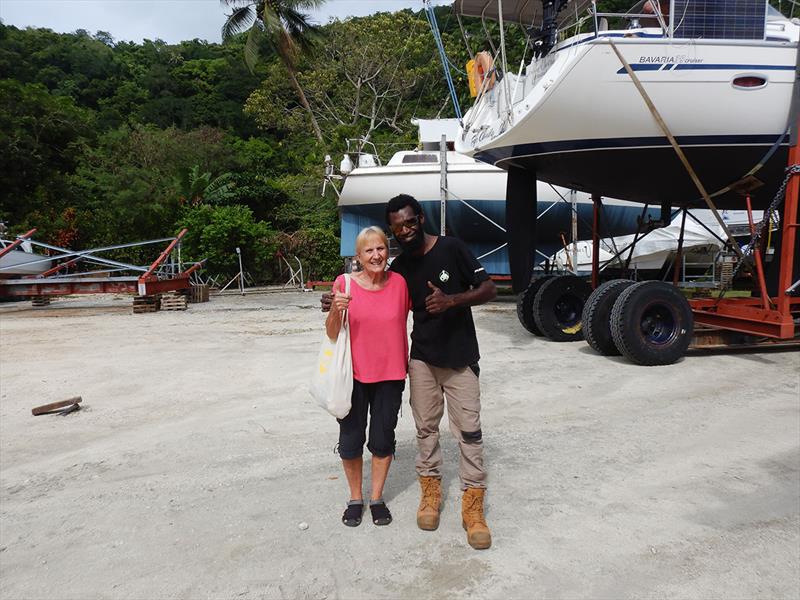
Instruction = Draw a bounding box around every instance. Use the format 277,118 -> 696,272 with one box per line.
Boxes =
776,157 -> 799,312
3,236 -> 175,272
672,209 -> 687,286
0,228 -> 37,259
591,194 -> 600,289
440,134 -> 448,236
37,257 -> 80,278
477,243 -> 508,260
141,229 -> 188,280
498,0 -> 512,121
236,246 -> 245,295
182,260 -> 207,277
570,189 -> 578,275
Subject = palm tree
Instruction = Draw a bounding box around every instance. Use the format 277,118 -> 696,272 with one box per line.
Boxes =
221,0 -> 325,143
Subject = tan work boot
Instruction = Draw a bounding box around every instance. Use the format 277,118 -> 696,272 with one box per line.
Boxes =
462,487 -> 491,549
417,476 -> 441,530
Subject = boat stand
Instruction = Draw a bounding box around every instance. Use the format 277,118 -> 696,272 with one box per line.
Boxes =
0,229 -> 204,311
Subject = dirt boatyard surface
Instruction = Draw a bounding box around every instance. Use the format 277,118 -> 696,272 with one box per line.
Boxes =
1,291 -> 798,599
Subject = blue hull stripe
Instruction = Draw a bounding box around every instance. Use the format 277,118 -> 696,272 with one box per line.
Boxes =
674,63 -> 795,71
474,133 -> 788,164
617,63 -> 794,74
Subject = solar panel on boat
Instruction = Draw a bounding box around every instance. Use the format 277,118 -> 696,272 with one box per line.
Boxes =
672,0 -> 766,40
401,154 -> 439,164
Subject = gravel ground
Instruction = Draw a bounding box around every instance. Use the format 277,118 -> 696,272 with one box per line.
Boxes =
1,291 -> 798,599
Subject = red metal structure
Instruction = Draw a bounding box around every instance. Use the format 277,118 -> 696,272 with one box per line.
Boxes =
0,229 -> 199,299
0,228 -> 37,260
689,125 -> 800,340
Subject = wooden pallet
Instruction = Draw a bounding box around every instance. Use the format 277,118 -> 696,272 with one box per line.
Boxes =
189,284 -> 209,303
31,295 -> 51,307
133,295 -> 159,314
159,292 -> 188,311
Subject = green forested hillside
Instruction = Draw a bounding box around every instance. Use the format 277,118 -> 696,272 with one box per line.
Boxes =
0,3 -> 792,281
0,7 -> 487,281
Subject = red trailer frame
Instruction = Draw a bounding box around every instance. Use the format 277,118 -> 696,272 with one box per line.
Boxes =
689,126 -> 800,340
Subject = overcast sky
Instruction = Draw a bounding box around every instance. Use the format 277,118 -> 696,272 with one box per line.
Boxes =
0,1 -> 454,44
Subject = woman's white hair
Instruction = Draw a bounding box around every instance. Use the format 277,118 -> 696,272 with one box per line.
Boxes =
355,226 -> 389,255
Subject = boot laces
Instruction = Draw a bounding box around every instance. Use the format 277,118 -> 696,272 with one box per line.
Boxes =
420,478 -> 441,509
464,492 -> 485,523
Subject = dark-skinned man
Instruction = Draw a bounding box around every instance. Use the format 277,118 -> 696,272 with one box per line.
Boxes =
323,194 -> 496,549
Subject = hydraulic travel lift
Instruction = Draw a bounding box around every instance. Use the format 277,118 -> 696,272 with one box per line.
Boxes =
0,229 -> 203,305
587,123 -> 800,353
687,127 -> 800,347
579,43 -> 800,357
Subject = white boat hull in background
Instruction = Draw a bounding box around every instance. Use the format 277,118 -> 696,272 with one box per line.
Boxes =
0,249 -> 52,276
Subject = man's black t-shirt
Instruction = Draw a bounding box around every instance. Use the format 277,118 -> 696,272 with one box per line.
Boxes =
390,236 -> 489,369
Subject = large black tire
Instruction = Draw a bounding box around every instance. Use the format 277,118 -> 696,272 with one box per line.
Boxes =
582,279 -> 636,356
610,281 -> 693,366
516,275 -> 553,335
533,275 -> 592,341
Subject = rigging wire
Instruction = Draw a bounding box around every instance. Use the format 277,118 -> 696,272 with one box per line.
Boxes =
456,10 -> 475,61
423,0 -> 463,120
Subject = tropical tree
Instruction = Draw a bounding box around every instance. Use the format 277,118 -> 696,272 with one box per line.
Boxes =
177,165 -> 237,205
221,0 -> 325,143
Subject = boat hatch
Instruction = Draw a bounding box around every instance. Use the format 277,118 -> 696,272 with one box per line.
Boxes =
401,154 -> 439,164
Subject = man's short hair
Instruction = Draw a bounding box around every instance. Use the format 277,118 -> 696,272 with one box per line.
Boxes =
385,194 -> 422,224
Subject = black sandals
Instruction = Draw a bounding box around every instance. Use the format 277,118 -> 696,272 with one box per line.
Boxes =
342,500 -> 364,527
369,501 -> 392,526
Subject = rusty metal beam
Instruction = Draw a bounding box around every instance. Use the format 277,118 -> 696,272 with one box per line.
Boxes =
777,123 -> 799,316
0,278 -> 138,297
140,230 -> 188,280
139,276 -> 191,295
690,327 -> 800,351
691,297 -> 798,338
0,274 -> 193,297
0,228 -> 37,259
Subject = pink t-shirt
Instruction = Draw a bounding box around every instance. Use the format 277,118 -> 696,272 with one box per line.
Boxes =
334,272 -> 410,384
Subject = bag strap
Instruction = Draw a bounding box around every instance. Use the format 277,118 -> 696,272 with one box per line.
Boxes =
341,274 -> 351,328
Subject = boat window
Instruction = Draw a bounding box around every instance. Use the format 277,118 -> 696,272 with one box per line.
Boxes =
401,154 -> 439,164
766,5 -> 788,21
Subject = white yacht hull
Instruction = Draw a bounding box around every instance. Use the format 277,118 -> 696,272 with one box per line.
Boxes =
457,36 -> 797,209
340,151 -> 665,274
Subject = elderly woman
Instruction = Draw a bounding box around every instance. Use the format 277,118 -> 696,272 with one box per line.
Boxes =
325,226 -> 410,527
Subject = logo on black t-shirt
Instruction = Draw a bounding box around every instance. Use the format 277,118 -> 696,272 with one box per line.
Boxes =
438,270 -> 450,283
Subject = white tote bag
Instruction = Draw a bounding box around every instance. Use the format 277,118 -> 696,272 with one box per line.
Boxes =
310,274 -> 353,419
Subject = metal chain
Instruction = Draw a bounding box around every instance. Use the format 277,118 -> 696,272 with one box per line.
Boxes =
726,163 -> 800,284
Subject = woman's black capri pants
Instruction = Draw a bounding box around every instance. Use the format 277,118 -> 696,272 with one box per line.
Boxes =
337,379 -> 404,459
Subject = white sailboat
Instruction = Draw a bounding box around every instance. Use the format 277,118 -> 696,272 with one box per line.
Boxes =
454,0 -> 798,210
334,119 -> 656,274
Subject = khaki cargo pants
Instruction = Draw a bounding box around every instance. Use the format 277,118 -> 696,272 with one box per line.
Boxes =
408,358 -> 486,489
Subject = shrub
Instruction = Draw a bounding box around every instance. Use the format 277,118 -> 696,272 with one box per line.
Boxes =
178,204 -> 278,283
